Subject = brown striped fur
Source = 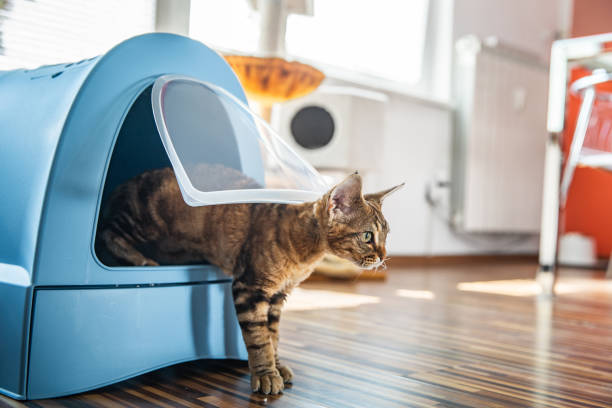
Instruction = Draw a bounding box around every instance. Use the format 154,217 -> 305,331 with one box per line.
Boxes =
96,167 -> 402,394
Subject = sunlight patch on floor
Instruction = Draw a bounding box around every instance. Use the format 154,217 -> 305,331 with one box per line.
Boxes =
457,278 -> 612,296
395,289 -> 435,300
284,287 -> 380,311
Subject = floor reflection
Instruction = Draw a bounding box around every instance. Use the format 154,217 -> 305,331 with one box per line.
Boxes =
395,289 -> 435,299
533,296 -> 553,407
457,278 -> 612,296
284,287 -> 380,311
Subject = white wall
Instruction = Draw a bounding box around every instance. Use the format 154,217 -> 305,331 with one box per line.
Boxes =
453,0 -> 565,59
156,0 -> 191,35
334,0 -> 571,256
364,94 -> 453,255
354,90 -> 541,256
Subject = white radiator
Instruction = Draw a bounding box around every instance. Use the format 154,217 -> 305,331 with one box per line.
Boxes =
451,36 -> 549,233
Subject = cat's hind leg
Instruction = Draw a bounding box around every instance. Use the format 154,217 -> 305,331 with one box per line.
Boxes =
99,227 -> 159,266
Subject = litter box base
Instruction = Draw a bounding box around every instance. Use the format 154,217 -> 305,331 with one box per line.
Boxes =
21,281 -> 246,400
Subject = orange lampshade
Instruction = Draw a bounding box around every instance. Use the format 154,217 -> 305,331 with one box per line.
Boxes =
224,55 -> 324,105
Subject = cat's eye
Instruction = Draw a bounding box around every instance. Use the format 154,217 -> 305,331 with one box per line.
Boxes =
361,231 -> 373,243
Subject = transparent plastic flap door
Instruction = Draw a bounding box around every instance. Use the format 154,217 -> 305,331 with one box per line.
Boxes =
151,75 -> 328,206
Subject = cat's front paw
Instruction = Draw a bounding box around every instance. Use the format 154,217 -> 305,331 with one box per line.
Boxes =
277,363 -> 293,384
251,370 -> 284,395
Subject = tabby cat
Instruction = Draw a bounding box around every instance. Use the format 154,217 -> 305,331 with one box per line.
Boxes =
97,167 -> 402,394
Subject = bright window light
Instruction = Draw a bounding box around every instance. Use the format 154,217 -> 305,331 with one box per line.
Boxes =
457,278 -> 612,297
286,0 -> 430,84
457,280 -> 542,297
395,289 -> 435,300
284,287 -> 379,311
0,0 -> 156,70
189,0 -> 260,54
189,0 -> 430,85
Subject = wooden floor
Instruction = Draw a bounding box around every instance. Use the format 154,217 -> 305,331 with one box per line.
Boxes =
3,261 -> 612,407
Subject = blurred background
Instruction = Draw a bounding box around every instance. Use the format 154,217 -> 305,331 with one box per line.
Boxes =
1,0 -> 611,265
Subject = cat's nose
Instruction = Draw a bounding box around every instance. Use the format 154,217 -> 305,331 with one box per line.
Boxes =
378,247 -> 386,260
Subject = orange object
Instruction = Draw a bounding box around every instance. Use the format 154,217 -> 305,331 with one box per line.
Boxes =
224,55 -> 324,105
562,67 -> 612,257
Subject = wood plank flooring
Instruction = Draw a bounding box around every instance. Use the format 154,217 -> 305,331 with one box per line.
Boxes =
2,261 -> 612,407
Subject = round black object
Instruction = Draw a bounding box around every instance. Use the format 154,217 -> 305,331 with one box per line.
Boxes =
290,105 -> 335,149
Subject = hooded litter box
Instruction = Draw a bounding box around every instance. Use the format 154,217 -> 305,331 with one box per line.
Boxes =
0,33 -> 327,400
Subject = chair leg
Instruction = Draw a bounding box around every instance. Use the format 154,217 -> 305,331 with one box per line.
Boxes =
560,86 -> 595,204
538,134 -> 562,296
540,86 -> 596,294
537,265 -> 555,296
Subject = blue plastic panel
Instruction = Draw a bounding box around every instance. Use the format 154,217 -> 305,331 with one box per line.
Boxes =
27,282 -> 246,399
0,271 -> 31,399
0,58 -> 96,277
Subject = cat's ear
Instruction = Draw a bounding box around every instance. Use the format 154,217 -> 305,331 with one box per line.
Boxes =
328,172 -> 363,221
365,182 -> 405,205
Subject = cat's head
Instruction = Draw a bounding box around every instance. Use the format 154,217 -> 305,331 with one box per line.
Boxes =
323,173 -> 403,269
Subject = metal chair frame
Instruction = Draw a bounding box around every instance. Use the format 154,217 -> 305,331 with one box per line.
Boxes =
538,33 -> 612,295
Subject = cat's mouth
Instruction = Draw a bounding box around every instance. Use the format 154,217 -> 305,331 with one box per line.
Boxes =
360,257 -> 385,270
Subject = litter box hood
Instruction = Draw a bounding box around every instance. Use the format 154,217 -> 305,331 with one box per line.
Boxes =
0,32 -> 330,291
151,75 -> 328,206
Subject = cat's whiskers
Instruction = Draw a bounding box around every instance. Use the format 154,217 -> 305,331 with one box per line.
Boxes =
373,257 -> 390,271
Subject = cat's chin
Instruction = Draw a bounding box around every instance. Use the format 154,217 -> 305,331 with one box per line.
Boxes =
359,259 -> 384,270
360,263 -> 379,270
334,256 -> 372,270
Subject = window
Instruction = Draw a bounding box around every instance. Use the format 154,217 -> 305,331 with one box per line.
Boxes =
189,0 -> 260,55
286,0 -> 430,85
0,0 -> 156,70
189,0 -> 430,86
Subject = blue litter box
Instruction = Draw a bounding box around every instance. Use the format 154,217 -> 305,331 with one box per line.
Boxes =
0,33 -> 327,400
